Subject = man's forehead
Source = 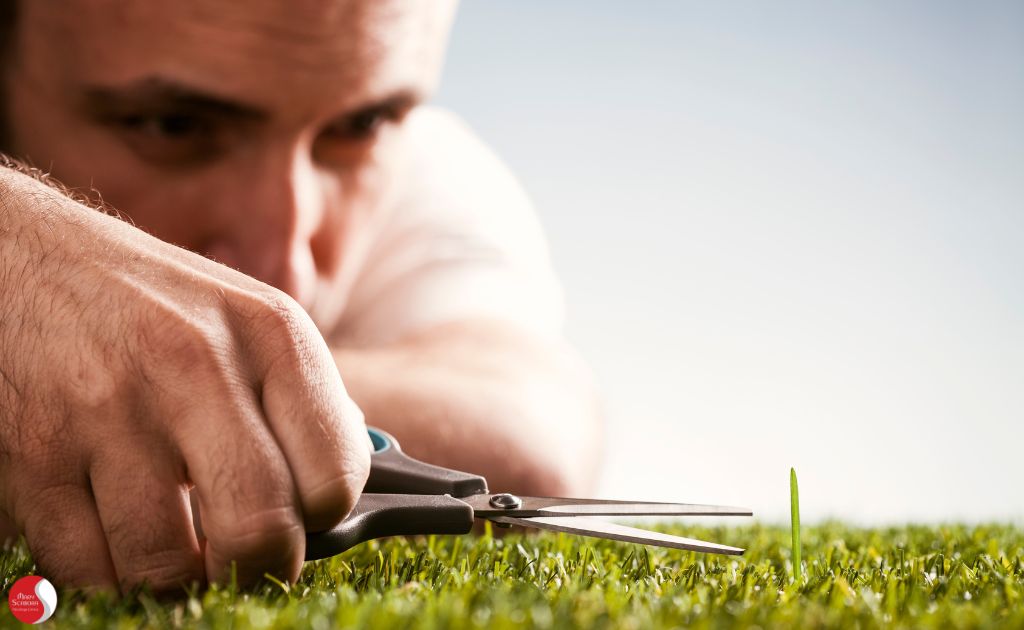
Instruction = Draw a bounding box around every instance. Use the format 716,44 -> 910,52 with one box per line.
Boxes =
20,0 -> 455,113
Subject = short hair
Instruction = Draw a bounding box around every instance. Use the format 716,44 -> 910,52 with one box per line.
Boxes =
0,0 -> 18,151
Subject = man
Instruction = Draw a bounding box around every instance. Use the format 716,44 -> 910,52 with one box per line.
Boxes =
0,1 -> 601,593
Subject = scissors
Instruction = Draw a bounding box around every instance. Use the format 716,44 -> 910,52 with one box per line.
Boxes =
303,427 -> 752,560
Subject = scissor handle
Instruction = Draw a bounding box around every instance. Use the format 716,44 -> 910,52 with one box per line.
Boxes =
305,493 -> 474,560
365,427 -> 488,497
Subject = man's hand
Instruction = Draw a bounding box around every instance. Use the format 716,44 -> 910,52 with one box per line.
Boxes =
0,167 -> 370,592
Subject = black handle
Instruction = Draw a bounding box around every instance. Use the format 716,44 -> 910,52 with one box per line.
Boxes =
366,428 -> 488,497
305,493 -> 474,560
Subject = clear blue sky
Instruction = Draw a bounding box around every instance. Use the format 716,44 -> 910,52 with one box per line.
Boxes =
435,1 -> 1024,522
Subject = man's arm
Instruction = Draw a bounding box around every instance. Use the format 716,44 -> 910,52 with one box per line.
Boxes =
334,318 -> 602,497
326,108 -> 602,496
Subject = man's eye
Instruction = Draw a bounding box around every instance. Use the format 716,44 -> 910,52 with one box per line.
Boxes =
108,113 -> 223,166
313,105 -> 408,165
326,107 -> 401,142
117,113 -> 209,139
350,110 -> 386,137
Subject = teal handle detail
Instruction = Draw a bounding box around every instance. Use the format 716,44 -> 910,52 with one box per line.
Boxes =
368,428 -> 392,453
363,426 -> 488,497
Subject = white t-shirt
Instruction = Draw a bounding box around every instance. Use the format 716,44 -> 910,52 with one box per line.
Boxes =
325,107 -> 564,346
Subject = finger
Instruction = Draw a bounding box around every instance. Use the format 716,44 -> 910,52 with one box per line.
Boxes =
250,301 -> 371,532
0,513 -> 18,545
90,445 -> 204,593
19,481 -> 117,591
167,380 -> 305,586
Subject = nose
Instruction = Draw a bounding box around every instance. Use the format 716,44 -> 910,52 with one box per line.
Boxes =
204,148 -> 332,304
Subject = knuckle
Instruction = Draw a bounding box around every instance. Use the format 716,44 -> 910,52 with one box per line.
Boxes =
302,466 -> 366,531
19,483 -> 73,533
136,307 -> 228,377
344,434 -> 372,495
210,505 -> 303,563
15,478 -> 79,528
29,542 -> 87,587
20,486 -> 98,586
300,416 -> 371,531
62,354 -> 130,418
89,477 -> 203,591
249,291 -> 318,363
118,549 -> 203,592
256,291 -> 305,335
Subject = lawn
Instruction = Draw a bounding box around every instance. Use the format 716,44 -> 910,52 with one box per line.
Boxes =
2,523 -> 1021,629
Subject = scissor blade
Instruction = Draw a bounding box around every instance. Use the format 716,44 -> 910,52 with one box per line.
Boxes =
489,515 -> 745,556
463,494 -> 752,518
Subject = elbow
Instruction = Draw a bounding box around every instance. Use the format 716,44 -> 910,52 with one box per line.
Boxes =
503,364 -> 604,498
514,452 -> 597,498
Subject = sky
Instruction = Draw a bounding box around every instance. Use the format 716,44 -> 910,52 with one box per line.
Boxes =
433,1 -> 1024,523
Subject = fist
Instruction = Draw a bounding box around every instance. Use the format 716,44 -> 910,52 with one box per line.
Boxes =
0,168 -> 370,592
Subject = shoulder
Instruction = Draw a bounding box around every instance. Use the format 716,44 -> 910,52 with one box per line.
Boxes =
393,106 -> 540,246
332,107 -> 564,343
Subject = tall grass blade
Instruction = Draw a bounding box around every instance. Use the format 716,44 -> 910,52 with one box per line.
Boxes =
791,467 -> 802,584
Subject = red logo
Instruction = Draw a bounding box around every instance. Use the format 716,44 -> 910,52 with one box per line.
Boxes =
8,576 -> 57,624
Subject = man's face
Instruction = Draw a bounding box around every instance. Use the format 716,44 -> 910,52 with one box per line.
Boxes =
5,0 -> 454,314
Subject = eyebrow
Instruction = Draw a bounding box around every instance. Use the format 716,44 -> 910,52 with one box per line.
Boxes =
78,76 -> 424,126
79,77 -> 269,124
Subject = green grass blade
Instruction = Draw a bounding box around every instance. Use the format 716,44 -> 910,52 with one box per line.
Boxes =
791,467 -> 802,584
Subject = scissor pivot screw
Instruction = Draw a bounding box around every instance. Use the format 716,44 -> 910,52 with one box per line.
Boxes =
489,493 -> 523,509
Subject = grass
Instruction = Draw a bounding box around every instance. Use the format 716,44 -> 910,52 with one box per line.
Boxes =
791,467 -> 802,584
2,522 -> 1022,629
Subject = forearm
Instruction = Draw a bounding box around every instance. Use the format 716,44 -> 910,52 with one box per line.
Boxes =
0,161 -> 100,285
0,165 -> 67,394
0,163 -> 92,542
332,319 -> 603,496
